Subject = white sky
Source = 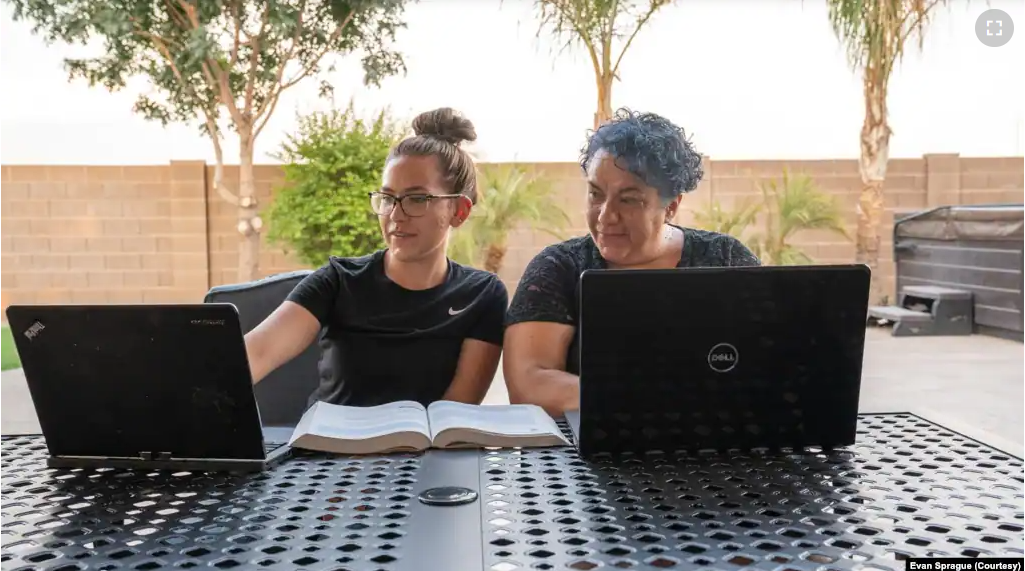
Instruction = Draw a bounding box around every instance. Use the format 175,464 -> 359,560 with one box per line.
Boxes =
0,0 -> 1022,165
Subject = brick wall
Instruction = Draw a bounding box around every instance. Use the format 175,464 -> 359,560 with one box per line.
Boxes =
2,154 -> 1022,315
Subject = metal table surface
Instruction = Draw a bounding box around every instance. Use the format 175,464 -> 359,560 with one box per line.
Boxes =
2,413 -> 1023,571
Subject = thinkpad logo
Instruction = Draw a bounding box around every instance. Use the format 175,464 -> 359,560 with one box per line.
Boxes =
707,343 -> 738,373
23,321 -> 45,341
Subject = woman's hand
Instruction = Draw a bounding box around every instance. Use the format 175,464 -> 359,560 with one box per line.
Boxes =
503,321 -> 579,417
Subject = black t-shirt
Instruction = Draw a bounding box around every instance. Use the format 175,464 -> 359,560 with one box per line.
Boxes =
286,250 -> 508,407
505,225 -> 760,375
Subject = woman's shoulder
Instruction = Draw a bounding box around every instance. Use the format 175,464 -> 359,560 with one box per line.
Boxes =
680,226 -> 740,246
448,260 -> 508,295
529,234 -> 601,271
679,226 -> 761,267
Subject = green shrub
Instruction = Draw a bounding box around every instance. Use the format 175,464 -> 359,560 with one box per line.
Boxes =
1,324 -> 21,371
266,102 -> 407,266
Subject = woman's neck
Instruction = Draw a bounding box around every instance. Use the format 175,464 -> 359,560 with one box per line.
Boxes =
607,224 -> 684,270
384,249 -> 449,290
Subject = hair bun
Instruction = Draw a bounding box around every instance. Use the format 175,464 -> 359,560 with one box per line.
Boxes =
412,107 -> 477,146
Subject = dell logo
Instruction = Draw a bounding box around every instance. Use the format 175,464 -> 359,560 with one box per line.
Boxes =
707,343 -> 738,373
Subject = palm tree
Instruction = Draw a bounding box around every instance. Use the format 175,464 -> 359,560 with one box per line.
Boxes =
449,164 -> 571,274
532,0 -> 674,129
690,170 -> 848,266
753,170 -> 849,265
826,0 -> 948,296
691,198 -> 761,245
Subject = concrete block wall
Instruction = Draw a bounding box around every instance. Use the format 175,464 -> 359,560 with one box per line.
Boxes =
2,154 -> 1021,314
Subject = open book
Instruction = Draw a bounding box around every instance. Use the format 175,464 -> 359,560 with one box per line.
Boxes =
287,400 -> 571,455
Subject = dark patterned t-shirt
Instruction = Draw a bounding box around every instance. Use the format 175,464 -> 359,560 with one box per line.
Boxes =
505,224 -> 760,374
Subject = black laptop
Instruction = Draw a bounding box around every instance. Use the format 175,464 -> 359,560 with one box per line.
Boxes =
5,303 -> 291,472
567,264 -> 872,457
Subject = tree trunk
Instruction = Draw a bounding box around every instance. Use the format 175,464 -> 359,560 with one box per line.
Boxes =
237,129 -> 262,283
857,70 -> 892,302
483,243 -> 506,275
594,74 -> 613,130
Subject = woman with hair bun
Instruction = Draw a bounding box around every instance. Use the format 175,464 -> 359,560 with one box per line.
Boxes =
245,107 -> 508,408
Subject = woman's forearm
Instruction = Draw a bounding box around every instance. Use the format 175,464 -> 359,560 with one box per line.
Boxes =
508,366 -> 580,418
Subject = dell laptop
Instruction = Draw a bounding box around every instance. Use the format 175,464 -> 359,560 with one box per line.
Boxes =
5,303 -> 291,472
567,264 -> 872,457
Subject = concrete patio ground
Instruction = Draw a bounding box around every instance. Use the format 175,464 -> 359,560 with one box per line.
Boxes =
2,328 -> 1022,448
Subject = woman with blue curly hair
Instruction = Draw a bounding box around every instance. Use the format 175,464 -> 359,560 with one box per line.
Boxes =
503,109 -> 760,417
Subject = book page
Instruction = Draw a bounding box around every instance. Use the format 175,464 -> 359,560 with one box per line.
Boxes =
427,401 -> 569,445
294,401 -> 430,442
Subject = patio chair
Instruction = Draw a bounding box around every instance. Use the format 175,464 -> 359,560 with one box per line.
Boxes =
203,270 -> 322,427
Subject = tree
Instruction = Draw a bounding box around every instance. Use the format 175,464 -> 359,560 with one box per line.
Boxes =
448,164 -> 570,274
7,0 -> 409,282
266,102 -> 405,266
533,0 -> 674,129
826,0 -> 947,296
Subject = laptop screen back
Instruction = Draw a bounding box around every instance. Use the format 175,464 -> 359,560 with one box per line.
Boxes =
577,265 -> 871,455
6,304 -> 266,460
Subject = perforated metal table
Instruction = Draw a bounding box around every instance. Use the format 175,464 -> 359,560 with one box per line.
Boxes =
2,413 -> 1023,571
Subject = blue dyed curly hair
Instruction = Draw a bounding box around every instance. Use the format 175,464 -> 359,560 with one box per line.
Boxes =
580,108 -> 704,202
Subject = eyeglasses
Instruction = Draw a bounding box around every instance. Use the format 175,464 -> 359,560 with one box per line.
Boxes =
368,192 -> 462,217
